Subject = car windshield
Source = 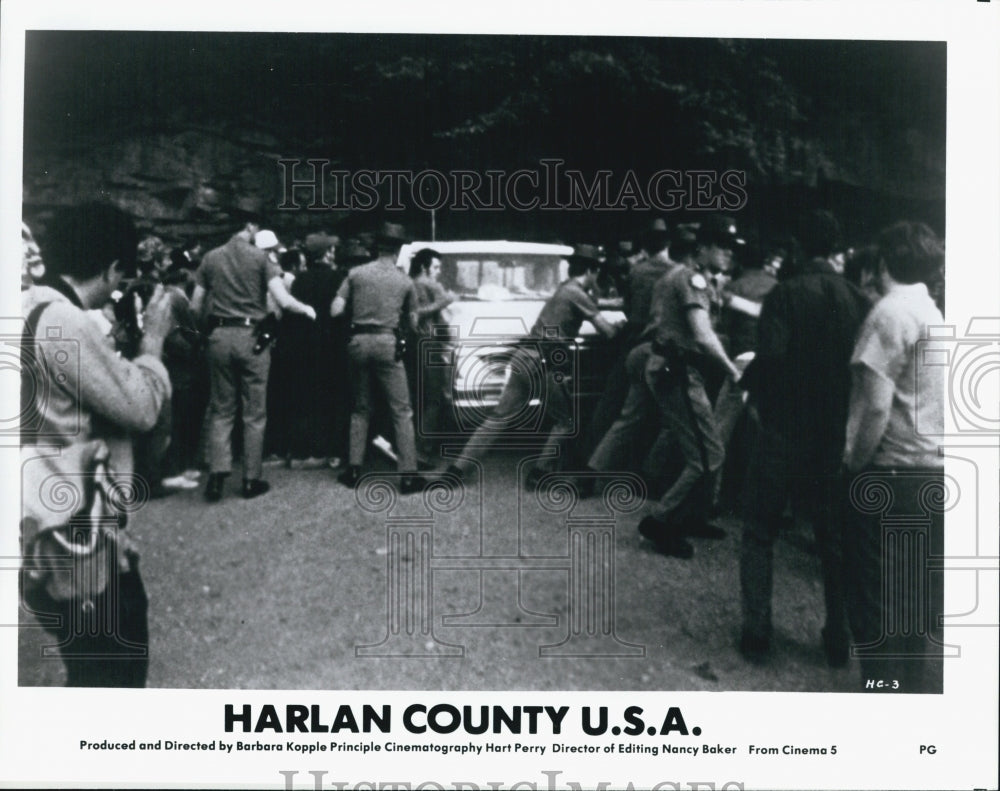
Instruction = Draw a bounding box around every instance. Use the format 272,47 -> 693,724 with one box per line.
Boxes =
440,253 -> 568,301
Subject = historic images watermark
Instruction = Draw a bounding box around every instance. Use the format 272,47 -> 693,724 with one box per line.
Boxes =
352,468 -> 647,660
277,159 -> 748,213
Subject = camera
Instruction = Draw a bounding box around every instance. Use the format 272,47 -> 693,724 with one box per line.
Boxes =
110,280 -> 158,359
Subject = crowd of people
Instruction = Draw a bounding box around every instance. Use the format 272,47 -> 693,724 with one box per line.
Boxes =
19,202 -> 946,693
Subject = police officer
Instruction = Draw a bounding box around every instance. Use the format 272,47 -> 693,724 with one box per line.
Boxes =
636,215 -> 742,558
331,222 -> 425,494
445,244 -> 623,489
192,221 -> 316,502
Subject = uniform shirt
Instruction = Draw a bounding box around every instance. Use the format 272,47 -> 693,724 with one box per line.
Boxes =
336,259 -> 417,329
650,265 -> 713,352
847,282 -> 944,468
195,235 -> 281,321
626,255 -> 677,331
530,279 -> 600,340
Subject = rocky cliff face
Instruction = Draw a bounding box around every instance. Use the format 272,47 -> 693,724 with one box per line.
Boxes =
23,123 -> 349,246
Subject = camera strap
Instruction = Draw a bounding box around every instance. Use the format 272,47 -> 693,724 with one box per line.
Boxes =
20,301 -> 52,447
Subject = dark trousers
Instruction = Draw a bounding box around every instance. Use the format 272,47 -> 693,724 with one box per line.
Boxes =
740,429 -> 849,648
845,468 -> 945,693
454,348 -> 574,474
163,377 -> 207,476
22,551 -> 149,687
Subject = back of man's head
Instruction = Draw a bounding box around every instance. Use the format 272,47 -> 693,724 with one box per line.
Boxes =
799,209 -> 843,260
877,221 -> 944,285
41,202 -> 138,281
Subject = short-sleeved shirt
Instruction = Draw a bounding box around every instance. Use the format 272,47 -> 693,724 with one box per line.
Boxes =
336,259 -> 417,329
530,279 -> 600,340
626,255 -> 677,330
195,236 -> 281,321
849,282 -> 944,468
414,277 -> 449,335
650,265 -> 713,352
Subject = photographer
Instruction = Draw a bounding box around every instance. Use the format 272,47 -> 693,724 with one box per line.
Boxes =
21,202 -> 173,687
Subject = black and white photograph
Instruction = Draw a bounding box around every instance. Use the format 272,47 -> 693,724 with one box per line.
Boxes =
1,2 -> 998,789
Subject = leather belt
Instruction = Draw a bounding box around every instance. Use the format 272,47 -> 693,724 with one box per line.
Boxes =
209,316 -> 257,329
350,324 -> 395,335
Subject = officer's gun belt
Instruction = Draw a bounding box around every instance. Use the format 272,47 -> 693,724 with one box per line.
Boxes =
209,316 -> 258,329
350,324 -> 396,335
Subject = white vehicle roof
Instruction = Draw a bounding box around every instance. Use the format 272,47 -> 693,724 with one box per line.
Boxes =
398,240 -> 573,265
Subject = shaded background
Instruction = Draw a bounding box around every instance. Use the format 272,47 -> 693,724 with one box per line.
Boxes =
23,32 -> 945,247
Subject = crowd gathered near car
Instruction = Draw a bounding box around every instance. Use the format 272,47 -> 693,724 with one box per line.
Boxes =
19,203 -> 947,693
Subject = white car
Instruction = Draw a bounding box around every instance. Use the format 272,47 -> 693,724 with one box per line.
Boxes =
397,240 -> 625,434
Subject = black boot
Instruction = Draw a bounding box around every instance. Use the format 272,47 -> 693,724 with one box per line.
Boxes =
400,475 -> 429,495
637,515 -> 694,559
204,472 -> 228,503
242,478 -> 270,499
338,465 -> 362,488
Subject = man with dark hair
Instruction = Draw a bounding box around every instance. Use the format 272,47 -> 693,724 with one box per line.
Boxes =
799,209 -> 846,274
191,220 -> 316,502
169,239 -> 203,271
407,248 -> 454,459
737,211 -> 871,665
331,222 -> 424,493
633,215 -> 742,557
445,244 -> 623,489
21,202 -> 173,687
625,218 -> 676,336
843,221 -> 946,693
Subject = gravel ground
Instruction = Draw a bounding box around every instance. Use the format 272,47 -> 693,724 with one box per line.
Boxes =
19,450 -> 857,692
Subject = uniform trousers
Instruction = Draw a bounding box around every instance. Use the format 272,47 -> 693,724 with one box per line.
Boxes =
647,355 -> 725,522
206,326 -> 270,480
588,342 -> 659,471
453,348 -> 573,474
346,333 -> 417,472
739,429 -> 849,649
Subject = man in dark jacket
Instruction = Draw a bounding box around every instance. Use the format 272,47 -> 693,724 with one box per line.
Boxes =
738,211 -> 871,666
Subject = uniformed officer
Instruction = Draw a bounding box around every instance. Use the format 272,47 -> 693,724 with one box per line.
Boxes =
192,221 -> 316,502
445,244 -> 623,489
331,222 -> 425,494
636,215 -> 742,558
